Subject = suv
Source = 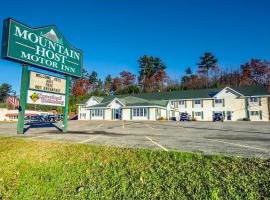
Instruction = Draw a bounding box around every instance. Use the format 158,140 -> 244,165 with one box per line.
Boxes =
180,113 -> 190,121
213,113 -> 224,122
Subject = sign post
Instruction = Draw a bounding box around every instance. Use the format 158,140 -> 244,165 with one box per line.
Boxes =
63,76 -> 71,132
17,64 -> 29,134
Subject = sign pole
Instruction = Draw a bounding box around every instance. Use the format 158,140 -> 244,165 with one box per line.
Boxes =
17,64 -> 29,134
63,76 -> 71,133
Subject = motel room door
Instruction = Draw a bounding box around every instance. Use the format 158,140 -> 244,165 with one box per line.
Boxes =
112,109 -> 122,120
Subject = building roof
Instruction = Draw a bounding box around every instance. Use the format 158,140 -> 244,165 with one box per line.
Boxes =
83,85 -> 269,108
231,85 -> 270,96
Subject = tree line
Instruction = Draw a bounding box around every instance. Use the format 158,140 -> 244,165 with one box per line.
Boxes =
71,52 -> 270,105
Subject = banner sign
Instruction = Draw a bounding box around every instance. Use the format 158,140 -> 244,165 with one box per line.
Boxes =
29,71 -> 66,94
27,90 -> 65,107
1,18 -> 82,77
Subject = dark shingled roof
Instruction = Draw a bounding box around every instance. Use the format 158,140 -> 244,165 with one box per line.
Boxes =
231,85 -> 270,96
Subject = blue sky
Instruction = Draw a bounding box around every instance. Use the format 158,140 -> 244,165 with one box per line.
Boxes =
1,0 -> 270,93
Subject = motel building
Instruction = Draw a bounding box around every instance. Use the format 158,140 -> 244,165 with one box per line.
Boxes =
78,85 -> 270,122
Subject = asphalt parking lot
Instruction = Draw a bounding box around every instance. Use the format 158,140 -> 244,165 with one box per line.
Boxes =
0,120 -> 270,158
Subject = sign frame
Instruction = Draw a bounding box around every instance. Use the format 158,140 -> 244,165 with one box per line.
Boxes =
1,18 -> 83,78
27,89 -> 66,107
29,71 -> 66,95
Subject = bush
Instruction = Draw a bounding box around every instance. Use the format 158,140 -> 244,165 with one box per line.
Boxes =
158,117 -> 167,121
243,117 -> 250,121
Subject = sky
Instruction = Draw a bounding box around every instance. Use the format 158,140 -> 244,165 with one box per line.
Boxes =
1,0 -> 270,93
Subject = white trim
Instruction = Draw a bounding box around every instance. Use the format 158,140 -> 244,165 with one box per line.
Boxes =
107,98 -> 125,107
92,96 -> 101,103
213,87 -> 244,98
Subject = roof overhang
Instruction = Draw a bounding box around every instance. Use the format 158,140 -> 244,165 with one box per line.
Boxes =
213,86 -> 244,98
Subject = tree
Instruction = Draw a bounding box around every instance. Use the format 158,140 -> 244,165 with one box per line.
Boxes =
104,75 -> 113,94
88,71 -> 98,84
111,77 -> 123,92
115,85 -> 140,95
119,71 -> 135,87
240,59 -> 270,86
72,79 -> 90,97
0,83 -> 13,102
185,67 -> 192,75
81,68 -> 89,80
138,55 -> 167,92
197,52 -> 218,86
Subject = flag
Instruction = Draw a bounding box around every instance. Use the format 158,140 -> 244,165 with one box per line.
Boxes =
7,96 -> 20,107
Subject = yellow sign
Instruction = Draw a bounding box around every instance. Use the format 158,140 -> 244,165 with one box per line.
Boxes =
29,71 -> 66,94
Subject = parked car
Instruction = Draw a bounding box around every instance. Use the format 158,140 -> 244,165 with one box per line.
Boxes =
213,113 -> 224,122
47,115 -> 57,122
180,113 -> 190,121
30,116 -> 45,123
56,114 -> 64,121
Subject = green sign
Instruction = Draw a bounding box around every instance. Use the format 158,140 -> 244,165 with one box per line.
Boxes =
1,18 -> 83,77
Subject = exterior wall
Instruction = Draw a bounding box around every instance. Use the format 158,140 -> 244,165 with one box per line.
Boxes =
104,108 -> 112,120
247,97 -> 269,121
149,108 -> 156,120
160,108 -> 167,119
78,105 -> 89,120
122,108 -> 131,120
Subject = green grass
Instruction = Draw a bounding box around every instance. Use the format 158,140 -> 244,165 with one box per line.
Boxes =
0,138 -> 269,199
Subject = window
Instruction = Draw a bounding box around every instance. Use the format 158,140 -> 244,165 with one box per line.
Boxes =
250,111 -> 259,116
195,112 -> 201,117
179,100 -> 185,105
194,100 -> 201,105
91,109 -> 103,117
133,108 -> 147,117
249,97 -> 258,103
215,99 -> 223,104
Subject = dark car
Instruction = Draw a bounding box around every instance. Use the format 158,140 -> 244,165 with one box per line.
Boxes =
47,115 -> 57,122
30,116 -> 45,123
56,114 -> 64,121
213,113 -> 224,122
180,113 -> 190,121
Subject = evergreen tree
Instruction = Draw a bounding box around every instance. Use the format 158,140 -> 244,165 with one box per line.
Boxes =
197,52 -> 218,78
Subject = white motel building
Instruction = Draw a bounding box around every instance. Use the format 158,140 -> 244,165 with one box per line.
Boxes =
78,85 -> 270,122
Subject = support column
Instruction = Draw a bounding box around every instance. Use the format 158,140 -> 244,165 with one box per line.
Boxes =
17,64 -> 29,134
63,76 -> 71,133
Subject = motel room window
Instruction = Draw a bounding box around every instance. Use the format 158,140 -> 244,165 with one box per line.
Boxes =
179,100 -> 185,105
133,108 -> 147,117
195,112 -> 201,117
249,97 -> 258,103
215,99 -> 223,104
91,109 -> 103,117
194,100 -> 201,105
250,111 -> 259,116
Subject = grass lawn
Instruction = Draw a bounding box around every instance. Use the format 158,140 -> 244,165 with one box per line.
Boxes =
0,138 -> 269,199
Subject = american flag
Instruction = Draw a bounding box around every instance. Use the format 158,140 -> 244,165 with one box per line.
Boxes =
7,96 -> 20,108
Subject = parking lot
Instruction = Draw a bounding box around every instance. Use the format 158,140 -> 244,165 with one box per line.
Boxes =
0,120 -> 270,158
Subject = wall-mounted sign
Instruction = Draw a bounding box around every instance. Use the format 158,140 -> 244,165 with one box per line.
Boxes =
29,71 -> 66,94
1,18 -> 82,77
27,90 -> 65,107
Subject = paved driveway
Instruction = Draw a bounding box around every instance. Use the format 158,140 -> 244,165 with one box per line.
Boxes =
0,120 -> 270,158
